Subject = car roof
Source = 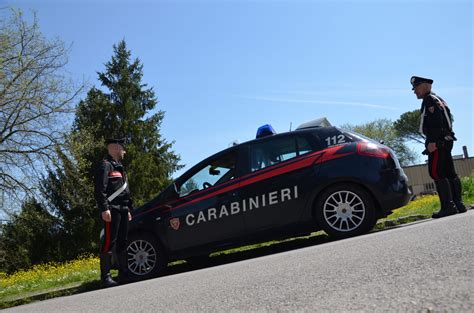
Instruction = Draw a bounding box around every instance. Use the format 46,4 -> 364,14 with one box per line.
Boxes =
238,125 -> 338,146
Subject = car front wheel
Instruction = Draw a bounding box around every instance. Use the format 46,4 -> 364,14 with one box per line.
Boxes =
315,184 -> 376,238
127,232 -> 167,281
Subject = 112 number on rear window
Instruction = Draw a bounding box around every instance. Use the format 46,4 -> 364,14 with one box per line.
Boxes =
325,135 -> 345,147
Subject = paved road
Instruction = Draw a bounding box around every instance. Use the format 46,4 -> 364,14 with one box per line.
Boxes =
7,211 -> 474,312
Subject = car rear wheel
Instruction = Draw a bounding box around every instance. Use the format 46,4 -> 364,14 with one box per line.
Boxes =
127,232 -> 167,281
315,184 -> 376,238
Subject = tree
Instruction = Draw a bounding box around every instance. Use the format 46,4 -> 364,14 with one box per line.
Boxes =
0,198 -> 60,273
26,40 -> 183,265
341,118 -> 418,166
0,10 -> 83,210
393,109 -> 425,144
73,40 -> 182,206
40,130 -> 100,260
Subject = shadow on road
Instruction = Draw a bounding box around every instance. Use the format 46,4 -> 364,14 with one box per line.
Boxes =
163,232 -> 333,277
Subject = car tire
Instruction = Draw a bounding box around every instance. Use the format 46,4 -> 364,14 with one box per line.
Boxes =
127,232 -> 167,281
315,183 -> 377,238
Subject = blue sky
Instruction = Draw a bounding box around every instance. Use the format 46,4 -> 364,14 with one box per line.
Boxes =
3,0 -> 473,178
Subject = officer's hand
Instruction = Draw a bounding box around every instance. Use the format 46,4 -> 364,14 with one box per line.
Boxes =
427,142 -> 437,153
102,210 -> 112,222
128,212 -> 132,221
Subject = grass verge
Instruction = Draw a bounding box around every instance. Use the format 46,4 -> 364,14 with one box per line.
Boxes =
0,256 -> 101,308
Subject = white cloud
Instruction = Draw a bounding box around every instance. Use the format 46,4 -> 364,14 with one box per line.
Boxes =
241,95 -> 398,110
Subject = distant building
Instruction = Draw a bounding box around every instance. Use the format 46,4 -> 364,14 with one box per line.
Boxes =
402,146 -> 474,196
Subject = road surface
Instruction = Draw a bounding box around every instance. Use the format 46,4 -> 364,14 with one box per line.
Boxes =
7,211 -> 474,312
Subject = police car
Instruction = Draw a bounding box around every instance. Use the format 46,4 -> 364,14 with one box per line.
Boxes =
127,118 -> 410,281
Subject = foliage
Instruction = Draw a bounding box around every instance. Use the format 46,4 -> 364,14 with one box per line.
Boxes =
40,131 -> 100,261
341,118 -> 418,166
0,199 -> 60,273
0,9 -> 83,208
461,175 -> 474,204
393,109 -> 425,145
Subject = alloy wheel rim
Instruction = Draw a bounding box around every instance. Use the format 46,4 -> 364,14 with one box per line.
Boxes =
323,190 -> 365,232
127,239 -> 157,276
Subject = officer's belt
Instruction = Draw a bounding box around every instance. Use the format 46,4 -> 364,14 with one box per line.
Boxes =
107,181 -> 128,202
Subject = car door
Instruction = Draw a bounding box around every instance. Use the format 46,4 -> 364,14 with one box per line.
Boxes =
239,134 -> 319,232
164,149 -> 246,251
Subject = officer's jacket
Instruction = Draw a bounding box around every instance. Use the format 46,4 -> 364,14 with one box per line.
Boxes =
95,154 -> 132,212
420,92 -> 454,146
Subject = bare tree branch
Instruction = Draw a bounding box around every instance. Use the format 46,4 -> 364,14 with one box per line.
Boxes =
0,9 -> 84,211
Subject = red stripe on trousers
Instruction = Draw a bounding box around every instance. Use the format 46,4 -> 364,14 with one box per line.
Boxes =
432,150 -> 439,180
102,222 -> 111,253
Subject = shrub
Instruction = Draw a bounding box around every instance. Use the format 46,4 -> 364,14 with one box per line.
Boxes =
461,174 -> 474,203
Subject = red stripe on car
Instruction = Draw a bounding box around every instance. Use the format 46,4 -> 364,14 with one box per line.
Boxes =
161,145 -> 353,213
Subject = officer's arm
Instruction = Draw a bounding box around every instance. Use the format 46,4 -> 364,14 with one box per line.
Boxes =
128,197 -> 134,211
95,161 -> 109,212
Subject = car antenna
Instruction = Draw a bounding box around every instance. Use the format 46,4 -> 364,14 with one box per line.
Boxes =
289,122 -> 292,131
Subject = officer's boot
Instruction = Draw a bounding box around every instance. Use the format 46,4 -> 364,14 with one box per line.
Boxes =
100,252 -> 118,288
117,250 -> 131,285
449,177 -> 467,213
432,179 -> 458,219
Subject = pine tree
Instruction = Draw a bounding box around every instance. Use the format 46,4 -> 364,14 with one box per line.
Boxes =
40,132 -> 99,259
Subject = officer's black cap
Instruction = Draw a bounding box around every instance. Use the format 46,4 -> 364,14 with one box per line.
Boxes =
410,76 -> 433,90
105,138 -> 126,147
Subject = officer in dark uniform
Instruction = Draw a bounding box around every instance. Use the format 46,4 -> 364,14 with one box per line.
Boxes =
95,138 -> 133,287
411,76 -> 467,218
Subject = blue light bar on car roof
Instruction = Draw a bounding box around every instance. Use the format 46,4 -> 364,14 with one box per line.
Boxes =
256,124 -> 276,139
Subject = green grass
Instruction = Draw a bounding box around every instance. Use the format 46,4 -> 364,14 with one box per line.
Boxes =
461,175 -> 474,204
0,256 -> 101,307
385,195 -> 439,220
1,177 -> 473,309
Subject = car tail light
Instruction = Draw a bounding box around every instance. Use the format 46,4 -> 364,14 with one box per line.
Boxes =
357,142 -> 390,158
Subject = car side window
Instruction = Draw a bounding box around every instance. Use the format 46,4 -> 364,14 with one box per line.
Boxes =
178,152 -> 237,197
249,136 -> 298,172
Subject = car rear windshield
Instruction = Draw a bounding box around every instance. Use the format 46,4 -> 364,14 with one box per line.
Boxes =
308,127 -> 358,149
339,129 -> 379,144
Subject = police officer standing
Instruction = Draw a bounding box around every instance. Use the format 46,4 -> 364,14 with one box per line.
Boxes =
411,76 -> 467,218
95,138 -> 133,287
